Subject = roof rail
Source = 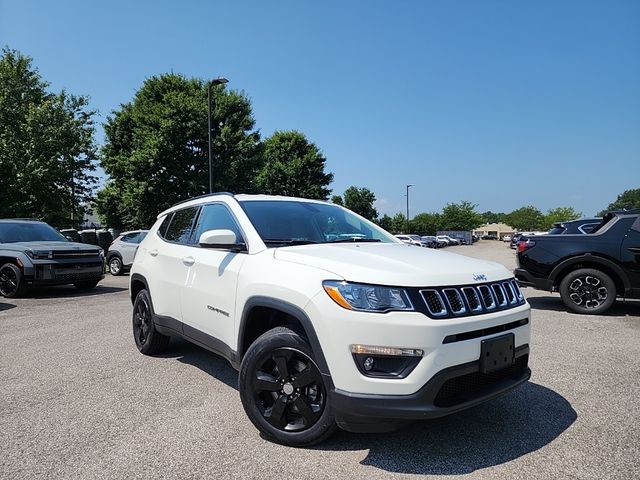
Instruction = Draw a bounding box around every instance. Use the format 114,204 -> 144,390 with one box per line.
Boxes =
0,217 -> 42,222
172,192 -> 235,207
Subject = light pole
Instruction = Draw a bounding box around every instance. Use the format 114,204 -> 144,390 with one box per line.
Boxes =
405,184 -> 414,232
208,77 -> 229,193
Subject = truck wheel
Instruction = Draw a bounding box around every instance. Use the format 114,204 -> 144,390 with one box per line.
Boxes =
0,263 -> 25,298
559,268 -> 616,315
108,256 -> 123,276
132,289 -> 169,355
239,326 -> 336,447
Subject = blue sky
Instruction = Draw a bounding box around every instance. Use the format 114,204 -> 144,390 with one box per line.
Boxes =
1,0 -> 638,217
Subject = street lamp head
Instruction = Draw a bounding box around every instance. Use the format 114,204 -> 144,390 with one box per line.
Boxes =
210,77 -> 229,86
407,184 -> 415,188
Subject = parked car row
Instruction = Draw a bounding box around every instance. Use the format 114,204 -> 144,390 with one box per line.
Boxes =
394,234 -> 461,248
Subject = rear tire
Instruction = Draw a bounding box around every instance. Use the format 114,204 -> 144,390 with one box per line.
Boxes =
0,263 -> 26,298
108,256 -> 123,276
559,268 -> 616,315
132,289 -> 170,355
239,326 -> 336,447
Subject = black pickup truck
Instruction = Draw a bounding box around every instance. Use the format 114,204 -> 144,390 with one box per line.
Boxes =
515,209 -> 640,314
0,219 -> 105,298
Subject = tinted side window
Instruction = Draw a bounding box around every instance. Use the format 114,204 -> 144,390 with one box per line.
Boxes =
121,233 -> 138,243
192,204 -> 243,244
165,207 -> 200,244
631,217 -> 640,233
157,215 -> 173,238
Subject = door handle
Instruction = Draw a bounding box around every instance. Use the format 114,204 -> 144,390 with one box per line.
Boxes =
149,249 -> 158,257
182,256 -> 195,266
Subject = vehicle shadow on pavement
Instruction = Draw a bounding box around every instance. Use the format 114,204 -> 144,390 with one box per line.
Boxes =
527,295 -> 640,316
318,382 -> 577,475
24,285 -> 127,299
160,338 -> 239,390
0,302 -> 16,312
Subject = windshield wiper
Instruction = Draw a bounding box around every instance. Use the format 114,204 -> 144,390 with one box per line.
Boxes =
325,238 -> 382,243
263,239 -> 318,246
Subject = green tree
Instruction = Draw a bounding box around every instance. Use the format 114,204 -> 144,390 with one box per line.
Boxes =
0,48 -> 98,227
97,73 -> 260,229
257,130 -> 333,200
599,188 -> 640,215
409,212 -> 441,236
390,213 -> 408,234
331,195 -> 343,206
505,206 -> 546,231
544,207 -> 582,229
342,186 -> 377,221
439,201 -> 484,231
377,213 -> 393,232
481,211 -> 506,225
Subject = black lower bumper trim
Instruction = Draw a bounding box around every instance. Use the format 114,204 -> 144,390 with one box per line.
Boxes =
514,268 -> 552,290
332,345 -> 530,432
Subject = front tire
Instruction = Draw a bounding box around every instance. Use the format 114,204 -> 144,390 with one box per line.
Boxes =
239,326 -> 336,447
559,268 -> 616,315
0,263 -> 25,298
132,289 -> 169,355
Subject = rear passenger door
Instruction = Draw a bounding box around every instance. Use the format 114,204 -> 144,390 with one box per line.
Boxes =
120,232 -> 141,266
149,206 -> 200,322
180,203 -> 247,350
620,216 -> 640,288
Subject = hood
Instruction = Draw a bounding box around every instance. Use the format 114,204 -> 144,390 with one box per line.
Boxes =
274,243 -> 511,287
1,241 -> 101,252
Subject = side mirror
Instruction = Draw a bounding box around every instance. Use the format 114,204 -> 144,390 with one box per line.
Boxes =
198,229 -> 246,251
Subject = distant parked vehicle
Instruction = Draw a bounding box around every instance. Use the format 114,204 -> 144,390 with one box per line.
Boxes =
394,234 -> 426,246
107,230 -> 148,276
0,219 -> 104,297
482,234 -> 498,240
419,236 -> 440,248
503,235 -> 512,242
548,218 -> 602,235
436,235 -> 460,246
437,230 -> 472,245
510,234 -> 522,249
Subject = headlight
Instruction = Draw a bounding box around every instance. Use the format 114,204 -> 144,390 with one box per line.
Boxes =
323,280 -> 413,312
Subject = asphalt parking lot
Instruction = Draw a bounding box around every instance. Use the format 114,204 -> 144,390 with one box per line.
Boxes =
1,241 -> 639,480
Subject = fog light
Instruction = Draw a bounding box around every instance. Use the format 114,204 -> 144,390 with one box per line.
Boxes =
350,344 -> 424,357
363,357 -> 374,371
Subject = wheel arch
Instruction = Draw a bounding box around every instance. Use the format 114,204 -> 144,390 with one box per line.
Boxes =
129,273 -> 149,305
550,254 -> 630,294
238,296 -> 332,382
106,250 -> 122,262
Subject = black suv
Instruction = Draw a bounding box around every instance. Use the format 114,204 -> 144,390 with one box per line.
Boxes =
514,210 -> 640,314
0,219 -> 105,298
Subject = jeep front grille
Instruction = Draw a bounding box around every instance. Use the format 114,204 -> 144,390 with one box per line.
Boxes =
419,279 -> 525,319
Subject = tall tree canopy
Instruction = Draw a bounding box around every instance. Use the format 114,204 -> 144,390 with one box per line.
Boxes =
439,201 -> 484,231
96,74 -> 260,229
599,188 -> 640,215
0,48 -> 97,226
504,206 -> 546,231
409,212 -> 442,236
341,186 -> 377,221
544,207 -> 582,229
256,130 -> 333,200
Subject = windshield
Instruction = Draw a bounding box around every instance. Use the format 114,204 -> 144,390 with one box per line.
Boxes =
0,222 -> 67,243
239,200 -> 397,246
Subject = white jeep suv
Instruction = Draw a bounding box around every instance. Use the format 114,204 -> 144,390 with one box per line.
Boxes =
130,193 -> 531,446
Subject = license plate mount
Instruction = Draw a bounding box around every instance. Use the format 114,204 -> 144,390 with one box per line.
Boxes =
480,333 -> 515,374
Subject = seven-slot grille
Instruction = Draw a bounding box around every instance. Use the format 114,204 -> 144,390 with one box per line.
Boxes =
420,279 -> 524,318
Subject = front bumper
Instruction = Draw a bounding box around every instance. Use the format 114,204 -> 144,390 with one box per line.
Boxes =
331,345 -> 530,432
25,259 -> 105,286
514,268 -> 552,291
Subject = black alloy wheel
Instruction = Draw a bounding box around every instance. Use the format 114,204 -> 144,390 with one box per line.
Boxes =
132,289 -> 170,354
253,347 -> 325,432
239,326 -> 336,446
0,263 -> 25,298
133,295 -> 152,347
559,268 -> 616,315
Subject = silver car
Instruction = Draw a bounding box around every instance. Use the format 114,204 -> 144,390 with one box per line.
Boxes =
107,230 -> 148,276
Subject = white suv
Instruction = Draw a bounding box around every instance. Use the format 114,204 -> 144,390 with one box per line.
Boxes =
130,194 -> 531,446
107,230 -> 148,275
